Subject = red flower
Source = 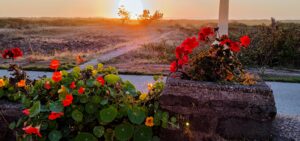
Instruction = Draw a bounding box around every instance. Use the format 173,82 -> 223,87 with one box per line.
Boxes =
50,59 -> 60,70
2,48 -> 23,59
62,94 -> 73,107
175,46 -> 185,59
178,55 -> 189,66
78,87 -> 85,95
220,39 -> 232,46
181,37 -> 199,54
240,35 -> 251,48
22,109 -> 30,116
11,48 -> 23,58
44,81 -> 51,90
48,112 -> 64,120
52,71 -> 62,82
70,81 -> 76,89
170,61 -> 177,72
229,41 -> 241,52
198,33 -> 206,42
22,125 -> 42,137
200,27 -> 214,36
97,76 -> 105,86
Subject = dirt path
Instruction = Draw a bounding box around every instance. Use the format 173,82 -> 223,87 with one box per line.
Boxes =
78,31 -> 169,69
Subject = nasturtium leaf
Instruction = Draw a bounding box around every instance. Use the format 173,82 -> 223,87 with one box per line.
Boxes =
161,112 -> 169,128
108,87 -> 116,97
133,126 -> 153,141
86,79 -> 94,88
74,132 -> 97,141
48,130 -> 62,141
0,89 -> 4,98
79,95 -> 88,103
40,121 -> 48,130
8,122 -> 15,130
93,126 -> 105,138
153,110 -> 162,126
152,136 -> 160,141
91,96 -> 101,104
85,103 -> 96,114
49,101 -> 64,112
104,74 -> 121,85
115,123 -> 134,141
99,106 -> 118,123
29,101 -> 41,117
72,110 -> 83,122
128,106 -> 146,125
100,99 -> 108,105
123,81 -> 137,96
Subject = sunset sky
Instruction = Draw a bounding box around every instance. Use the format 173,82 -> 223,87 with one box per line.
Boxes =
0,0 -> 299,20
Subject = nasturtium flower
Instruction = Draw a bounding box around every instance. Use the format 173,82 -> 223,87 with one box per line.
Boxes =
139,93 -> 148,101
226,72 -> 234,81
62,94 -> 73,107
48,112 -> 64,120
147,83 -> 153,91
229,41 -> 241,52
70,81 -> 76,89
97,76 -> 105,86
2,48 -> 23,59
200,27 -> 214,36
145,116 -> 154,127
76,55 -> 84,65
11,48 -> 23,58
49,59 -> 60,70
78,87 -> 85,95
17,80 -> 26,87
22,125 -> 42,137
181,37 -> 199,54
170,61 -> 177,73
0,79 -> 5,88
52,71 -> 62,82
240,35 -> 251,48
44,81 -> 51,90
92,70 -> 97,77
22,109 -> 30,116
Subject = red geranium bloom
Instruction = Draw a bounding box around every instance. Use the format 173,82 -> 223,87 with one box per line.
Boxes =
97,76 -> 105,86
49,59 -> 60,70
229,41 -> 241,52
48,112 -> 64,120
175,46 -> 185,59
52,71 -> 62,82
78,87 -> 85,95
22,109 -> 30,116
70,81 -> 76,89
200,27 -> 214,36
22,125 -> 42,137
181,37 -> 199,53
44,81 -> 51,90
11,48 -> 23,58
170,61 -> 177,72
198,33 -> 206,42
220,39 -> 232,46
62,94 -> 73,107
2,49 -> 13,59
178,55 -> 189,66
240,35 -> 251,48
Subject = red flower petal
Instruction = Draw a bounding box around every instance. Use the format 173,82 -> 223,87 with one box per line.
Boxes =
97,76 -> 105,86
170,61 -> 177,72
52,71 -> 62,82
240,35 -> 251,48
78,87 -> 85,95
49,59 -> 60,70
22,109 -> 30,116
70,81 -> 76,89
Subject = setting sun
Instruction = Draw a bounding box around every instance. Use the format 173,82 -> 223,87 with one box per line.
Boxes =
118,0 -> 144,19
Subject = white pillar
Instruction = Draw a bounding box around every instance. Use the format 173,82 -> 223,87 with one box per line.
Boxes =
218,0 -> 229,36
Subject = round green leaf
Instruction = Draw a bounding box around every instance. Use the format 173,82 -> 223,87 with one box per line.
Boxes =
93,126 -> 105,138
48,130 -> 62,141
99,106 -> 118,123
75,132 -> 97,141
29,101 -> 41,117
127,106 -> 146,125
133,126 -> 153,141
85,103 -> 96,114
79,95 -> 88,103
49,101 -> 64,112
72,110 -> 83,122
115,123 -> 134,141
123,81 -> 137,96
91,96 -> 101,104
104,74 -> 121,85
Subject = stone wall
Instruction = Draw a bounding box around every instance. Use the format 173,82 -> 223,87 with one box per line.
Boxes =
159,77 -> 277,141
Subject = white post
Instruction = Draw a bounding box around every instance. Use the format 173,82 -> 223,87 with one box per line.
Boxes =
218,0 -> 229,36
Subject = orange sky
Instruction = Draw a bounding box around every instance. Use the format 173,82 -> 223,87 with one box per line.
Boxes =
0,0 -> 299,19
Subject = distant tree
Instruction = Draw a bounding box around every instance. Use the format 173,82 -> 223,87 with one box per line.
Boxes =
118,5 -> 130,24
138,10 -> 163,25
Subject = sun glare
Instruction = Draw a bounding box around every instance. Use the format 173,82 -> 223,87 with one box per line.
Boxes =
118,0 -> 144,19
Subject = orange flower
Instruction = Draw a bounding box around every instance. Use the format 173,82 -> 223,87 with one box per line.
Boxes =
226,72 -> 234,81
22,109 -> 30,116
76,55 -> 84,65
22,125 -> 42,137
17,80 -> 26,87
52,71 -> 62,82
48,112 -> 64,120
78,87 -> 85,95
62,94 -> 73,107
44,81 -> 51,90
49,59 -> 60,70
145,116 -> 154,127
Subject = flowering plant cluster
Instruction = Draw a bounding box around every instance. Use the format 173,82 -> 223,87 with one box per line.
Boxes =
170,27 -> 256,85
8,60 -> 175,141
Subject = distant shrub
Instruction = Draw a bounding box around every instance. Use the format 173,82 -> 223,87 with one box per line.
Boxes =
138,10 -> 163,25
